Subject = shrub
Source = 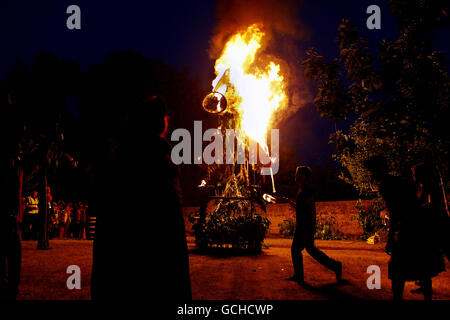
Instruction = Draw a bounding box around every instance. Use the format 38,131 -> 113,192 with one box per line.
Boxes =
278,213 -> 346,240
278,219 -> 295,238
315,212 -> 346,240
352,198 -> 386,240
189,199 -> 271,251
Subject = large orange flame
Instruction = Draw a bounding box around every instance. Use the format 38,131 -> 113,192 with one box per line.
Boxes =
212,24 -> 286,148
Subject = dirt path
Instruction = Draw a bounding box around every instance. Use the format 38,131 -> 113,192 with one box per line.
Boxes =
17,238 -> 450,300
189,237 -> 450,300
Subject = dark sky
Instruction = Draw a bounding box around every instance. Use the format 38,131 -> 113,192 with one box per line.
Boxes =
1,0 -> 449,166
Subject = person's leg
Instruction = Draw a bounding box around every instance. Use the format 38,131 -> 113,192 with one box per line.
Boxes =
392,279 -> 405,300
421,278 -> 432,300
305,239 -> 342,281
33,214 -> 40,240
6,226 -> 21,299
24,214 -> 32,241
20,215 -> 28,241
29,215 -> 35,240
289,231 -> 305,282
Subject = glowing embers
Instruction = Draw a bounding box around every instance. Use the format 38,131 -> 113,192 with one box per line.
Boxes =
202,91 -> 227,114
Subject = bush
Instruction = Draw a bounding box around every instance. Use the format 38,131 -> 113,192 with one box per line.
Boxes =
315,212 -> 346,240
189,199 -> 271,251
278,213 -> 346,240
278,219 -> 295,238
352,198 -> 386,240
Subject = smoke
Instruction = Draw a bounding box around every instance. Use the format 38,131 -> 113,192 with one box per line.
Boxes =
209,0 -> 312,127
210,0 -> 307,57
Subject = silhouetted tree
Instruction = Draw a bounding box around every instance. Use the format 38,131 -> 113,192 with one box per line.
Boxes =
303,0 -> 450,195
1,53 -> 83,248
77,50 -> 207,204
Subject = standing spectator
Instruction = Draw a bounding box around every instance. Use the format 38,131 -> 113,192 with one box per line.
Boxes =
65,203 -> 73,239
58,202 -> 69,239
0,149 -> 22,299
364,156 -> 444,300
78,203 -> 87,239
409,162 -> 448,295
91,96 -> 191,300
46,187 -> 53,225
412,162 -> 449,260
50,201 -> 59,239
24,191 -> 39,240
73,202 -> 83,239
57,202 -> 65,239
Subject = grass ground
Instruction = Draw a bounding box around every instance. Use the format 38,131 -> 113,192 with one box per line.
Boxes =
17,237 -> 450,300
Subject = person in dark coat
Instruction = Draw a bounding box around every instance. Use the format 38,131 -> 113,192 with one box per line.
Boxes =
0,149 -> 22,300
410,162 -> 449,295
412,162 -> 449,260
287,166 -> 342,285
91,96 -> 191,300
364,156 -> 445,300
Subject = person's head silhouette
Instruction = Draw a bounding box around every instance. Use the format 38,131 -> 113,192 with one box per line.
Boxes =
295,165 -> 312,186
126,95 -> 169,138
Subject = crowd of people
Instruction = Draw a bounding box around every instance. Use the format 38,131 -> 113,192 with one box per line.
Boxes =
50,201 -> 88,240
22,191 -> 89,241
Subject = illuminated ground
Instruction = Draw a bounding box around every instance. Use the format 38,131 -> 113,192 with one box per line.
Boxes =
17,237 -> 450,300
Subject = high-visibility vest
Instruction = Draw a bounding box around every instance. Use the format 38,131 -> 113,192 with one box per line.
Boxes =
26,196 -> 39,214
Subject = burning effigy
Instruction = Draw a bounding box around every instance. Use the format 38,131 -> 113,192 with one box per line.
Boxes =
190,24 -> 288,251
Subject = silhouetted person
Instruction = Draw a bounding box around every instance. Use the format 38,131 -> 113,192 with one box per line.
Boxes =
412,162 -> 450,260
91,96 -> 191,300
0,152 -> 22,300
287,166 -> 342,285
23,190 -> 39,240
364,156 -> 444,300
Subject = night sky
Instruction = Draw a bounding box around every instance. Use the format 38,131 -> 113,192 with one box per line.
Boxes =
1,0 -> 449,165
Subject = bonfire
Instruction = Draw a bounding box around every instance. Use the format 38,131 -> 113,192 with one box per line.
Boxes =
191,24 -> 288,251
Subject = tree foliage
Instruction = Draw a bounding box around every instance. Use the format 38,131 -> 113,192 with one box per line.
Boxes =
303,0 -> 450,195
1,53 -> 83,193
1,51 -> 206,201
